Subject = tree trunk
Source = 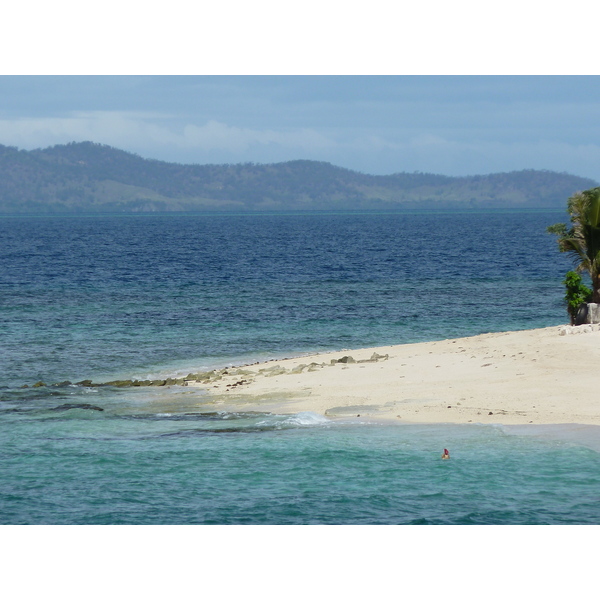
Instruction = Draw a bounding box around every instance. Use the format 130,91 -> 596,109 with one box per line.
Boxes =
593,274 -> 600,304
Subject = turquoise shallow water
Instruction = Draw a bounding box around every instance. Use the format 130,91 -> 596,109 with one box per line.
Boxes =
1,211 -> 599,524
2,407 -> 599,524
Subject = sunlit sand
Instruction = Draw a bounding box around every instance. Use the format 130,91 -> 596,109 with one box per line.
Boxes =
187,326 -> 600,426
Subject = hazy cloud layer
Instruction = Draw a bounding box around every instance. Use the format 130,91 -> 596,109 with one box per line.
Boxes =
0,76 -> 599,181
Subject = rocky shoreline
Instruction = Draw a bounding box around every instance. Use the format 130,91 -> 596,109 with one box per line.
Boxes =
21,352 -> 390,391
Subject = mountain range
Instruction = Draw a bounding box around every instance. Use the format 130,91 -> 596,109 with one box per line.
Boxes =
0,141 -> 597,214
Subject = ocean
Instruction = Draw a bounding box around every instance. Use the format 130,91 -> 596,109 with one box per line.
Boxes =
1,210 -> 599,525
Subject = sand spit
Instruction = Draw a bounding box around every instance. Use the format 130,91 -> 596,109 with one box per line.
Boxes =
186,325 -> 600,426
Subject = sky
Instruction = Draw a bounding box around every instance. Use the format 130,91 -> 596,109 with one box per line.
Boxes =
1,75 -> 599,182
3,2 -> 600,182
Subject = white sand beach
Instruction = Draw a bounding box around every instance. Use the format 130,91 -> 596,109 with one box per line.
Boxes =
188,325 -> 600,425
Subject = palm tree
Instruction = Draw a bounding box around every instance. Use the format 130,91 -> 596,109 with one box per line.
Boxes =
547,186 -> 600,303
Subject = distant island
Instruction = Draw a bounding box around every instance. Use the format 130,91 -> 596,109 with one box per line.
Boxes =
0,141 -> 597,214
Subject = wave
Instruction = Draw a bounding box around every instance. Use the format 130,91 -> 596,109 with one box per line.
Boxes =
149,410 -> 333,437
275,411 -> 331,427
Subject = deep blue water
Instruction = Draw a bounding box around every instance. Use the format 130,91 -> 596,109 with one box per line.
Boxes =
2,210 -> 599,525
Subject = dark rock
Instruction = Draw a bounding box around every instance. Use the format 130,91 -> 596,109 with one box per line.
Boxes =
50,403 -> 104,412
75,380 -> 94,387
575,303 -> 589,325
331,356 -> 355,364
32,381 -> 46,388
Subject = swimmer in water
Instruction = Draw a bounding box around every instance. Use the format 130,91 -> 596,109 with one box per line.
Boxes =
442,448 -> 450,459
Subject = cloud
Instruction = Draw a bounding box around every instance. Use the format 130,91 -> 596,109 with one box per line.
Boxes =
381,138 -> 600,180
181,120 -> 336,153
0,109 -> 599,182
0,111 -> 337,159
0,111 -> 179,150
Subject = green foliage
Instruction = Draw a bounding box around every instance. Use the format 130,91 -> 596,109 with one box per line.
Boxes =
547,186 -> 600,303
546,223 -> 568,237
589,192 -> 600,227
563,271 -> 592,324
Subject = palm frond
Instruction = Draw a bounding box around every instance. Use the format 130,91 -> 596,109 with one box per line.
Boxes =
588,190 -> 600,228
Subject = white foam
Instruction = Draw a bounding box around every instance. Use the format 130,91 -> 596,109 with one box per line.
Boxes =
287,411 -> 330,426
254,411 -> 331,429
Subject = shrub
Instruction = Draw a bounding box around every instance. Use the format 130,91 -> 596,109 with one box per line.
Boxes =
563,270 -> 592,324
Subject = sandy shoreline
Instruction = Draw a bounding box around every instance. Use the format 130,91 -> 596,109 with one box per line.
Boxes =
187,325 -> 600,426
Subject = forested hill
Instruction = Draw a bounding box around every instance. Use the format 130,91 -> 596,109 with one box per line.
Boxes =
0,141 -> 597,214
